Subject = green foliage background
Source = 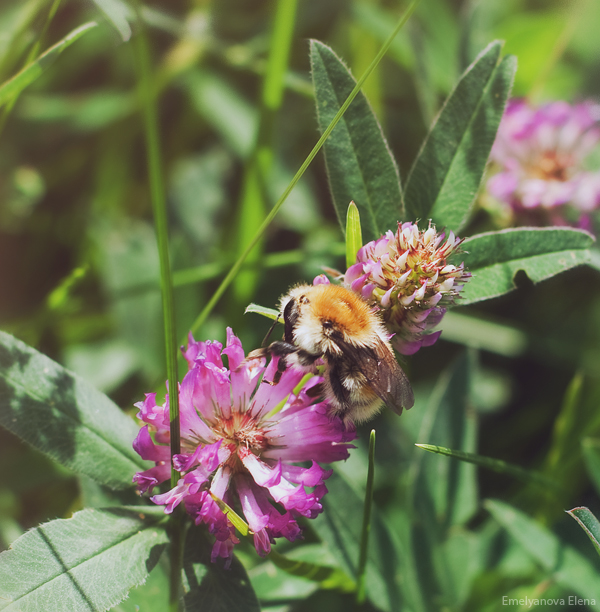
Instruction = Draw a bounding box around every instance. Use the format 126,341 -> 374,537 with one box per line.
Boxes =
1,0 -> 600,610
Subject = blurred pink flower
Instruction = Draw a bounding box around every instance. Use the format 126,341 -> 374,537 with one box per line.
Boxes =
133,328 -> 355,565
343,221 -> 470,355
487,99 -> 600,226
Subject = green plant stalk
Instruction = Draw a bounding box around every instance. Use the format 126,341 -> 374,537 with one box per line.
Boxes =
134,21 -> 180,485
189,0 -> 420,335
232,0 -> 298,304
356,429 -> 376,604
133,14 -> 182,612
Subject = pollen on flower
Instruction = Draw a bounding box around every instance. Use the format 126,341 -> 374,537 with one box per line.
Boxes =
485,98 -> 600,228
132,328 -> 355,566
342,221 -> 470,355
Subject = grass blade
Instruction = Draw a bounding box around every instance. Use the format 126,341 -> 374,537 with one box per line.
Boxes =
188,0 -> 420,335
0,22 -> 97,108
415,444 -> 559,490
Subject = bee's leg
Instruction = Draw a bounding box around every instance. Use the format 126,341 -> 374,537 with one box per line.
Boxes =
266,341 -> 298,357
242,341 -> 298,383
264,341 -> 298,385
242,346 -> 270,366
305,381 -> 325,399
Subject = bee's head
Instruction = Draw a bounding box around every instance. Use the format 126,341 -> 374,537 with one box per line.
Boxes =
280,284 -> 376,354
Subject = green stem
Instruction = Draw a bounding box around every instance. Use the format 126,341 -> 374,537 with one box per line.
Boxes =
189,0 -> 419,336
133,15 -> 180,485
133,10 -> 181,612
356,429 -> 376,604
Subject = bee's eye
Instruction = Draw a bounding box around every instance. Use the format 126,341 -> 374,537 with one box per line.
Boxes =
323,320 -> 333,330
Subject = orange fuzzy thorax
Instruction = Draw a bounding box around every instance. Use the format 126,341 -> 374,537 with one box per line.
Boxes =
310,285 -> 374,337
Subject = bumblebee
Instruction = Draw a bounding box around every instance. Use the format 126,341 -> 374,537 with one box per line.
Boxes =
249,283 -> 414,424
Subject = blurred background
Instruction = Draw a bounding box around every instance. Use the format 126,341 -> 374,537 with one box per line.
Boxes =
1,0 -> 600,609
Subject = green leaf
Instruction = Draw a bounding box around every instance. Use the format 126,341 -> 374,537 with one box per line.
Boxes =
171,149 -> 232,250
415,445 -> 558,490
93,221 -> 163,381
486,499 -> 600,608
311,472 -> 404,612
566,507 -> 600,559
0,507 -> 168,612
412,352 -> 478,528
183,69 -> 257,160
404,41 -> 516,231
0,331 -> 146,489
90,0 -> 132,41
181,526 -> 260,612
0,22 -> 98,108
20,91 -> 135,131
345,201 -> 363,269
211,494 -> 354,590
245,303 -> 280,321
432,530 -> 481,610
439,310 -> 527,357
588,248 -> 600,272
530,374 -> 586,522
457,227 -> 594,305
249,546 -> 324,604
112,561 -> 169,612
268,549 -> 354,590
310,40 -> 403,242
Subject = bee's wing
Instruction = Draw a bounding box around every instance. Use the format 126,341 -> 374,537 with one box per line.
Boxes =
349,339 -> 414,414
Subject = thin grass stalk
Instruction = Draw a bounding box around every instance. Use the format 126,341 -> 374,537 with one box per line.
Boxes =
189,0 -> 420,335
133,17 -> 180,487
356,429 -> 376,604
132,12 -> 182,612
